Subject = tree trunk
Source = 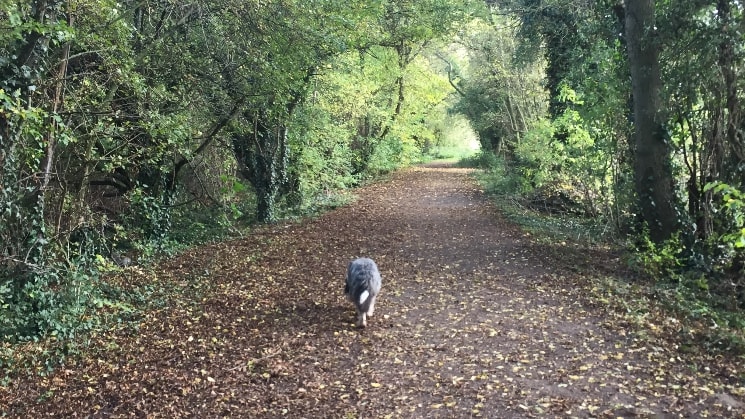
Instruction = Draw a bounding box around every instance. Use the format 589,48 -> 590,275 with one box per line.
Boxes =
625,0 -> 679,243
717,0 -> 744,171
378,41 -> 409,140
232,110 -> 289,223
42,7 -> 72,193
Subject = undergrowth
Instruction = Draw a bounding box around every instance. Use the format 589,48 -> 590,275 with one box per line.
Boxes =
0,180 -> 363,382
462,152 -> 745,356
0,252 -> 221,385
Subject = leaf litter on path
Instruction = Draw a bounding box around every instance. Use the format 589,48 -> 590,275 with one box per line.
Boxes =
2,163 -> 745,418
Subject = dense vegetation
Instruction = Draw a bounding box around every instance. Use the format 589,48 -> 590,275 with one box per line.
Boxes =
0,0 -> 479,343
1,0 -> 744,352
464,0 -> 745,247
455,0 -> 745,342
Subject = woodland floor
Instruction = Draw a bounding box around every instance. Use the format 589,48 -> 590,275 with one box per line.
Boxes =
3,163 -> 745,418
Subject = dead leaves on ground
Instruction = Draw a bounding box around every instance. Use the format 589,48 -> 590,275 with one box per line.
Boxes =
1,165 -> 745,418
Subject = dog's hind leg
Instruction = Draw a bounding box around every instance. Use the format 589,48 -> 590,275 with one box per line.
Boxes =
357,310 -> 367,328
367,295 -> 376,317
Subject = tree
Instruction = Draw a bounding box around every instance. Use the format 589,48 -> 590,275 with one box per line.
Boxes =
447,16 -> 548,155
350,0 -> 476,166
211,0 -> 367,222
624,0 -> 679,243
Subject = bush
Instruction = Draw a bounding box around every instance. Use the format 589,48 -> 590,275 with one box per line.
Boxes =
631,232 -> 684,280
0,248 -> 107,343
459,151 -> 529,197
457,150 -> 499,169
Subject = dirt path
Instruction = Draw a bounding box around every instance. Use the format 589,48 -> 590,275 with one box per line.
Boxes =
3,164 -> 745,418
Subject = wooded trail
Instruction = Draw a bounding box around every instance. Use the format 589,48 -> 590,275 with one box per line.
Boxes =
3,164 -> 745,418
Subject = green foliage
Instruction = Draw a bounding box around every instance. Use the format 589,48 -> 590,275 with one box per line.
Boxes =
631,232 -> 684,280
704,182 -> 745,250
285,100 -> 358,211
115,185 -> 178,260
458,150 -> 500,170
512,119 -> 555,187
0,1 -> 91,342
450,17 -> 548,155
507,89 -> 613,218
0,247 -> 110,343
364,135 -> 407,175
462,152 -> 530,198
680,182 -> 745,296
421,114 -> 480,160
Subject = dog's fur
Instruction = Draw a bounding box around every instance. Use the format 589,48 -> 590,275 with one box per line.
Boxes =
344,258 -> 382,328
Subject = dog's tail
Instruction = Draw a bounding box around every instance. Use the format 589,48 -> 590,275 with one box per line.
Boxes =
359,290 -> 370,305
356,287 -> 374,314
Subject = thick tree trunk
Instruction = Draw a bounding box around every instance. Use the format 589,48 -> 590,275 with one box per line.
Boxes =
625,0 -> 679,243
717,0 -> 744,170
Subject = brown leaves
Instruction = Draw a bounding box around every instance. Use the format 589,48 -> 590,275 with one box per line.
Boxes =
1,165 -> 744,417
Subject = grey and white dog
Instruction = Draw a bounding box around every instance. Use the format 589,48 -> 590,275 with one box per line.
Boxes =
344,257 -> 382,328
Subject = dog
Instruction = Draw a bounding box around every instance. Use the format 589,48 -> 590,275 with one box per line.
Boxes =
344,258 -> 382,328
